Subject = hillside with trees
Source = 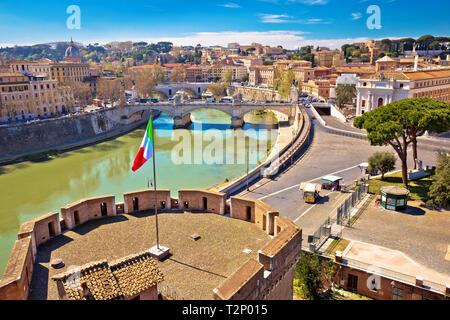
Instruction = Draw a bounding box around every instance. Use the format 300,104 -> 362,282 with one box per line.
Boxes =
0,40 -> 175,66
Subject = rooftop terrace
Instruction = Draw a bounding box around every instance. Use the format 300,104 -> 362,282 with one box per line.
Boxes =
28,211 -> 272,300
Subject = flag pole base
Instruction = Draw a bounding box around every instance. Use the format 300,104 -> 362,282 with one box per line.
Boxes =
149,245 -> 170,261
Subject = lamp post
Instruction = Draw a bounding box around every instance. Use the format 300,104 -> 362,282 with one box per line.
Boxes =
246,136 -> 250,191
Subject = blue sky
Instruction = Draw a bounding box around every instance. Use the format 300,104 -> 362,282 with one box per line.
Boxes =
0,0 -> 449,49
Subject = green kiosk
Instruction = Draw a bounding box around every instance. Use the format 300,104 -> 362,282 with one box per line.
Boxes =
380,186 -> 409,211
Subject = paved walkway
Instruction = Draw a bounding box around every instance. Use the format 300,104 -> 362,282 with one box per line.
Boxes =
343,240 -> 450,289
343,200 -> 450,275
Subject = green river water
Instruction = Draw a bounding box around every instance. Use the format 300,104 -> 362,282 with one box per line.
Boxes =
0,109 -> 277,275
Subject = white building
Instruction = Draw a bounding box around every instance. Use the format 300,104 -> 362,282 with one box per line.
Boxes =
356,69 -> 450,115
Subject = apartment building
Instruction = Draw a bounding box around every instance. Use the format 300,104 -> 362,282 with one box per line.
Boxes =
312,49 -> 341,67
0,73 -> 73,122
249,65 -> 275,87
293,67 -> 315,84
302,79 -> 333,99
209,64 -> 248,81
275,59 -> 312,70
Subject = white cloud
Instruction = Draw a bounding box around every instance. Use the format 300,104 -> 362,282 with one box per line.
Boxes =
218,3 -> 241,8
134,31 -> 373,50
298,0 -> 328,4
259,13 -> 331,24
260,14 -> 292,23
261,0 -> 328,4
303,18 -> 330,24
351,13 -> 362,20
1,33 -> 419,51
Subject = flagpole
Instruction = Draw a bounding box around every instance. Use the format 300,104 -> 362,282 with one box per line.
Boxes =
151,117 -> 160,250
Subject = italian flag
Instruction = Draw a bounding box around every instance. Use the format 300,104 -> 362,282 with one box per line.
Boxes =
132,117 -> 154,172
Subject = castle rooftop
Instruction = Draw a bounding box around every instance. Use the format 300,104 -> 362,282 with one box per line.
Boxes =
28,211 -> 272,300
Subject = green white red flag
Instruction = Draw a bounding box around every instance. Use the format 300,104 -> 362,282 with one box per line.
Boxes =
132,117 -> 154,172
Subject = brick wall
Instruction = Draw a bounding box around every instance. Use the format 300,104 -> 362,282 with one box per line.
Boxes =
333,263 -> 449,300
123,189 -> 171,213
215,199 -> 302,300
178,189 -> 226,215
61,196 -> 116,229
0,237 -> 34,300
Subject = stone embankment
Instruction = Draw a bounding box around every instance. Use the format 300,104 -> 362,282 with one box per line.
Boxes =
0,107 -> 152,164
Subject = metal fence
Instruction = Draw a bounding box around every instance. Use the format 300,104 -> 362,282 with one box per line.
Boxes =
336,183 -> 368,227
310,217 -> 332,248
309,184 -> 368,251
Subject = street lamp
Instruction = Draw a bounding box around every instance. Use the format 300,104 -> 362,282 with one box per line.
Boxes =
246,136 -> 250,191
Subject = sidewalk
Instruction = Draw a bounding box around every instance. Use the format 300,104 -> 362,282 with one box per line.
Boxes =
314,110 -> 450,152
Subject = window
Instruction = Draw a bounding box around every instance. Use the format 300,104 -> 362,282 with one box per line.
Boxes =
348,274 -> 358,292
392,287 -> 403,300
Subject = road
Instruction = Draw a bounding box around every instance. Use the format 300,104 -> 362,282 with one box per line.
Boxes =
238,109 -> 441,238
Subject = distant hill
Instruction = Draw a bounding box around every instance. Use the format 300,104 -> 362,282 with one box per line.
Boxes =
0,42 -> 74,61
0,41 -> 175,65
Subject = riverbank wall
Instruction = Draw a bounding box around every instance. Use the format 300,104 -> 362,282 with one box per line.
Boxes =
0,107 -> 153,165
214,105 -> 312,196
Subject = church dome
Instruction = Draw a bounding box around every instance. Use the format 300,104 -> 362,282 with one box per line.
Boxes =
65,39 -> 80,57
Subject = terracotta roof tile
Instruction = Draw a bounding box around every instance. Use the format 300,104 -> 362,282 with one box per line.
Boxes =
52,251 -> 164,300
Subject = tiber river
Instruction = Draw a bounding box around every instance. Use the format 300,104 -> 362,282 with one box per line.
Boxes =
0,109 -> 278,274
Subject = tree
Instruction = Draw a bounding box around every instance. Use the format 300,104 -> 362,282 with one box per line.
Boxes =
355,98 -> 450,186
150,65 -> 167,84
335,84 -> 356,108
134,69 -> 156,98
222,69 -> 233,87
96,79 -> 125,107
354,103 -> 411,187
381,38 -> 392,52
294,252 -> 333,300
277,70 -> 295,99
397,98 -> 450,169
417,35 -> 435,50
426,152 -> 450,209
368,152 -> 396,180
69,82 -> 93,107
341,44 -> 351,58
207,82 -> 226,98
429,40 -> 441,51
170,66 -> 185,83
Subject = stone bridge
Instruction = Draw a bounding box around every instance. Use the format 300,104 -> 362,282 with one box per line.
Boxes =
154,82 -> 211,98
125,102 -> 298,129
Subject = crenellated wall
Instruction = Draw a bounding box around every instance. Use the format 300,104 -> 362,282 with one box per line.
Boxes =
0,237 -> 34,300
0,189 -> 301,300
178,189 -> 226,215
123,189 -> 172,213
230,196 -> 279,236
18,212 -> 61,257
214,196 -> 303,300
61,196 -> 116,230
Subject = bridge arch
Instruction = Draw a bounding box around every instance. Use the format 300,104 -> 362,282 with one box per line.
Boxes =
124,102 -> 297,129
155,83 -> 210,98
182,106 -> 234,118
175,88 -> 198,99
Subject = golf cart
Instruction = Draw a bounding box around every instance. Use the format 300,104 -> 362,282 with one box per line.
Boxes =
299,182 -> 321,204
321,175 -> 344,191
